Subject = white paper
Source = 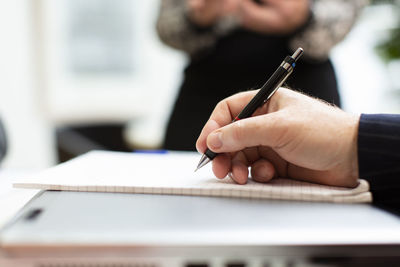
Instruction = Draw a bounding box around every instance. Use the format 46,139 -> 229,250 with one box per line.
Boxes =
14,151 -> 372,203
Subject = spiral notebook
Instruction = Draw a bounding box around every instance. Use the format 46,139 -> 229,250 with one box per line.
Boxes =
13,151 -> 372,203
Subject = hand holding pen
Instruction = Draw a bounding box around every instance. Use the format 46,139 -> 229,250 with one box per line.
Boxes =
195,47 -> 360,187
196,48 -> 304,171
194,86 -> 360,188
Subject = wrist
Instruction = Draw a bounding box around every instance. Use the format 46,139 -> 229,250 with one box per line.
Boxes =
348,113 -> 361,185
332,111 -> 360,188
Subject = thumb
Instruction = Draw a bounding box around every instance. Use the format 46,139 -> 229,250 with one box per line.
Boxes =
206,112 -> 285,153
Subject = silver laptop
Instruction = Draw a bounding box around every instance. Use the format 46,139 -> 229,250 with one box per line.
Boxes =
1,190 -> 400,267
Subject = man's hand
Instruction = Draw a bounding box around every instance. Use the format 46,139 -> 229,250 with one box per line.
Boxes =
196,88 -> 360,188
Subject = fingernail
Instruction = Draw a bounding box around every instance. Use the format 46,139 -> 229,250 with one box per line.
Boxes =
255,166 -> 269,180
208,132 -> 223,150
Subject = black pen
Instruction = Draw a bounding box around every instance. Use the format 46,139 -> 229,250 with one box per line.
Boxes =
195,47 -> 304,172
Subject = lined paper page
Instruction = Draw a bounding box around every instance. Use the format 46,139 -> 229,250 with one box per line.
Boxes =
14,151 -> 372,203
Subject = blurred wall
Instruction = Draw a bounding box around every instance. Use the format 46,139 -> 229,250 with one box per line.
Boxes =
0,1 -> 55,170
0,0 -> 186,170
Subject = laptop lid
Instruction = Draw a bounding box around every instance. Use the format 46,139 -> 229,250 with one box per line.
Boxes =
1,190 -> 400,266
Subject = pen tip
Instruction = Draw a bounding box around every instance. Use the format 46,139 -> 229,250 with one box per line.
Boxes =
195,154 -> 212,172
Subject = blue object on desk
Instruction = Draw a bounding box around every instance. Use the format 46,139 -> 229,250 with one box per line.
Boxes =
0,118 -> 7,165
134,149 -> 168,154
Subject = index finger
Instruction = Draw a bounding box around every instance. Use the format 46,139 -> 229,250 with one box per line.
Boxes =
196,90 -> 259,153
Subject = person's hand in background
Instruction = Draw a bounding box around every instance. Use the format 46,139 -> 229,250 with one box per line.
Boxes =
186,0 -> 239,27
236,0 -> 311,34
196,88 -> 360,188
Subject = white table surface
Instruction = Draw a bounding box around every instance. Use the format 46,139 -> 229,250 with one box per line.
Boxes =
0,170 -> 40,229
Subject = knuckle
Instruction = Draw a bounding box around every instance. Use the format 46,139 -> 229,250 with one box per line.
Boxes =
214,100 -> 225,112
231,120 -> 246,143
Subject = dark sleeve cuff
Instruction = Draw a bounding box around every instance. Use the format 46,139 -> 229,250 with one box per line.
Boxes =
358,113 -> 400,204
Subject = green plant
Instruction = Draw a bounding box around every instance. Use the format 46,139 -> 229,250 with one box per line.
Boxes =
373,0 -> 400,61
376,26 -> 400,61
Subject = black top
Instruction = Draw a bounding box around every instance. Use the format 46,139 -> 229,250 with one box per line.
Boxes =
358,113 -> 400,205
163,29 -> 340,151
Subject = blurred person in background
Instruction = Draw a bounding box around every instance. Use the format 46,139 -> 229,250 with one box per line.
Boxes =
156,0 -> 367,151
